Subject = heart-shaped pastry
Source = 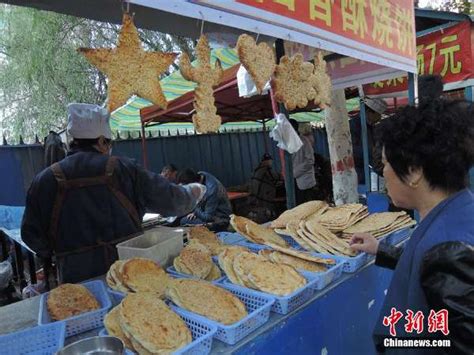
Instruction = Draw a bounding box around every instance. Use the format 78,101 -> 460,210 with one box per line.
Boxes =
236,34 -> 276,94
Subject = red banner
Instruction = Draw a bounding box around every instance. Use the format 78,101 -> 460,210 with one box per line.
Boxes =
364,21 -> 473,96
236,0 -> 416,61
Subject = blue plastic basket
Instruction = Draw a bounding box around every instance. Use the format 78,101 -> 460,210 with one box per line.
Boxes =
38,280 -> 112,338
331,252 -> 374,273
166,262 -> 226,284
235,240 -> 269,251
169,283 -> 274,345
304,256 -> 345,290
222,271 -> 317,315
0,322 -> 66,355
107,289 -> 126,307
217,232 -> 246,245
99,307 -> 217,355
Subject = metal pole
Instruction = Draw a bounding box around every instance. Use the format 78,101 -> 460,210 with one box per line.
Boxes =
466,86 -> 474,190
359,99 -> 371,194
408,72 -> 418,106
141,121 -> 148,169
275,39 -> 296,209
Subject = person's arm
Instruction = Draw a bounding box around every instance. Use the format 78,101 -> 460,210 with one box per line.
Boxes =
21,178 -> 52,258
134,163 -> 204,217
420,241 -> 474,355
375,243 -> 403,269
350,233 -> 403,270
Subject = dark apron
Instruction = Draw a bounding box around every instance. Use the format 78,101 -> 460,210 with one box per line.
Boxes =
48,156 -> 141,283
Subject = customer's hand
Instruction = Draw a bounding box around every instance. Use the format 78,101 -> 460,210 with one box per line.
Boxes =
349,233 -> 379,255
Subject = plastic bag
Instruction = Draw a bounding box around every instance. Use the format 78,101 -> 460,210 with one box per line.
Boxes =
0,260 -> 13,290
269,114 -> 303,154
237,65 -> 270,98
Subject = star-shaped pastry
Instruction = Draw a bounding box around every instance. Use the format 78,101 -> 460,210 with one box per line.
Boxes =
78,13 -> 176,112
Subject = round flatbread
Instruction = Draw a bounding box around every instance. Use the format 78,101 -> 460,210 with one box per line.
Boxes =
104,306 -> 134,350
120,293 -> 192,354
217,246 -> 249,286
120,258 -> 170,297
166,279 -> 247,325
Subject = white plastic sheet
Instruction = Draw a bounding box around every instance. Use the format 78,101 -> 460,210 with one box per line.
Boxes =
236,65 -> 270,98
269,113 -> 303,154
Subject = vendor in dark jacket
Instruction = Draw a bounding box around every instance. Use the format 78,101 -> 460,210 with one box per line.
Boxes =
21,103 -> 205,284
350,99 -> 474,354
177,168 -> 232,232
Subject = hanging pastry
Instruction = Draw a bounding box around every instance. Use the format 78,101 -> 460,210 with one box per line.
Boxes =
180,35 -> 223,133
78,13 -> 176,112
312,52 -> 332,108
273,53 -> 319,111
236,34 -> 276,94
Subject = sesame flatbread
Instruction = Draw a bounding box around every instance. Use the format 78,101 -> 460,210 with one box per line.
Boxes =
47,284 -> 100,321
188,226 -> 222,255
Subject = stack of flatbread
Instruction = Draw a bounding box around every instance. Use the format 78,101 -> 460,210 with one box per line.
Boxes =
173,241 -> 222,281
259,243 -> 336,273
342,211 -> 415,239
166,279 -> 248,325
296,219 -> 357,256
106,292 -> 192,354
106,258 -> 170,297
270,201 -> 328,229
230,214 -> 288,247
218,249 -> 306,296
314,204 -> 368,233
187,226 -> 223,255
47,284 -> 100,321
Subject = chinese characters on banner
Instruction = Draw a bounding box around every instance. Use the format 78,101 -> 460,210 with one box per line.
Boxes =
235,0 -> 416,59
383,308 -> 450,337
364,21 -> 473,95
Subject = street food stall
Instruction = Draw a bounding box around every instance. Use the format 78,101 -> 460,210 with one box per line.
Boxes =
0,0 -> 427,354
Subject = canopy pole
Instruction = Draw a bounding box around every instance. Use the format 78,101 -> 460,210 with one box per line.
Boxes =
359,98 -> 371,194
408,72 -> 418,106
262,119 -> 270,154
275,38 -> 296,209
141,121 -> 149,168
466,86 -> 474,189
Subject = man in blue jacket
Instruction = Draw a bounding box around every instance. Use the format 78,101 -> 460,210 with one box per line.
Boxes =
21,103 -> 205,284
177,168 -> 232,231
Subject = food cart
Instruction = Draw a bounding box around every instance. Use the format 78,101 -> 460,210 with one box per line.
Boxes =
0,1 -> 423,354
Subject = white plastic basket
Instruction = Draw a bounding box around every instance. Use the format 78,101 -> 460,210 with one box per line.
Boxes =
38,280 -> 112,337
116,226 -> 184,268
